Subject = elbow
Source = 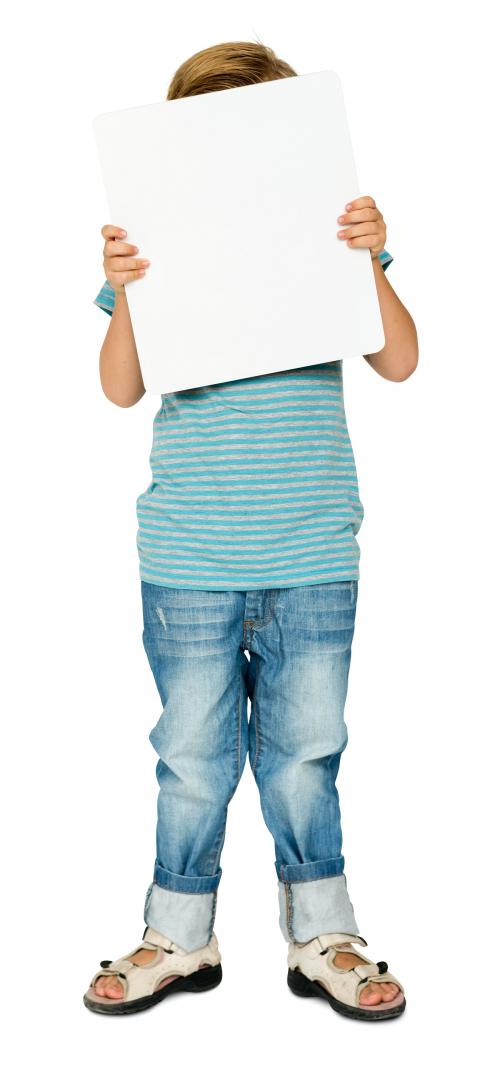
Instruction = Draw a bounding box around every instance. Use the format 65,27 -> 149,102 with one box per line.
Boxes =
101,385 -> 145,407
99,342 -> 146,407
390,336 -> 419,382
392,354 -> 419,382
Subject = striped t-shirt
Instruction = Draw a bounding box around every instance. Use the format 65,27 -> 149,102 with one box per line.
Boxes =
94,248 -> 393,589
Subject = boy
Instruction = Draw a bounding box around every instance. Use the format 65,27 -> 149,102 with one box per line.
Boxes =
84,40 -> 418,1021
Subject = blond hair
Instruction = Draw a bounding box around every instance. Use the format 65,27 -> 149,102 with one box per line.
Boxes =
166,40 -> 297,100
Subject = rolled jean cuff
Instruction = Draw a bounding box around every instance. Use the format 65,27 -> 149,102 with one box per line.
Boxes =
144,880 -> 217,952
276,855 -> 345,883
153,859 -> 222,894
278,872 -> 360,943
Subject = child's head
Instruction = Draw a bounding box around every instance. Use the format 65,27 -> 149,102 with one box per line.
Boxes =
166,40 -> 297,100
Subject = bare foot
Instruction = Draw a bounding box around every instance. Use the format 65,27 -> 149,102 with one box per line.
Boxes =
94,945 -> 209,1000
333,945 -> 401,1006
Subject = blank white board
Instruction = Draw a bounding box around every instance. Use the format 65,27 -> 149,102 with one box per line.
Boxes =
93,70 -> 385,394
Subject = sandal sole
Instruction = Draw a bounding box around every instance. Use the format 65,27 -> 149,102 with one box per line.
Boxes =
287,966 -> 406,1022
83,962 -> 222,1015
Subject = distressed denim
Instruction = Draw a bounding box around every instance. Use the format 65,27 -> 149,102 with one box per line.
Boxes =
141,579 -> 361,951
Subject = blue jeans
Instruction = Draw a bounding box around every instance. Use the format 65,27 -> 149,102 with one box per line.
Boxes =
140,579 -> 361,951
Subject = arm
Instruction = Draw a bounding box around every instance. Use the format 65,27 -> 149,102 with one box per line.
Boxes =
338,196 -> 419,382
95,223 -> 151,407
99,289 -> 146,407
363,256 -> 419,382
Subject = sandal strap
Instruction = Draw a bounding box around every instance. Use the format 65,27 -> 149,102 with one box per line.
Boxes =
89,929 -> 221,1003
288,935 -> 405,1009
351,961 -> 382,978
299,932 -> 368,959
316,932 -> 368,951
142,925 -> 184,953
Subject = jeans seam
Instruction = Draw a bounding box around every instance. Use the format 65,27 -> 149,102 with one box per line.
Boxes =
250,656 -> 262,774
251,594 -> 277,772
208,822 -> 226,877
208,888 -> 217,939
153,875 -> 218,894
236,679 -> 242,780
285,882 -> 294,940
278,864 -> 345,884
254,588 -> 279,628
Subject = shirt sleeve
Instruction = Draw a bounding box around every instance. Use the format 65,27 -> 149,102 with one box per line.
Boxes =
378,248 -> 393,271
93,279 -> 116,316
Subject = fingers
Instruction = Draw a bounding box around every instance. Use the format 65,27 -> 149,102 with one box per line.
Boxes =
104,255 -> 150,272
102,222 -> 140,259
101,223 -> 128,240
104,238 -> 139,257
100,223 -> 150,289
337,198 -> 386,254
104,255 -> 150,290
338,223 -> 385,251
338,207 -> 380,224
101,223 -> 145,261
107,266 -> 148,288
338,222 -> 383,240
342,235 -> 385,252
344,195 -> 377,212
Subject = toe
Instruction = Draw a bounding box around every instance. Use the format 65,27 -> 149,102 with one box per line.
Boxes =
94,976 -> 124,999
379,981 -> 401,1001
105,978 -> 124,999
359,983 -> 383,1005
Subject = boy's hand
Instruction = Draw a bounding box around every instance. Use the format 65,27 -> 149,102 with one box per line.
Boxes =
100,224 -> 151,291
337,196 -> 387,259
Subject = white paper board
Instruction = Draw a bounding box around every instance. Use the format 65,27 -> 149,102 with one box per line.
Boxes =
93,70 -> 385,394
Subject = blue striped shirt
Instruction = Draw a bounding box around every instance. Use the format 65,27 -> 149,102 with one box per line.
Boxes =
94,249 -> 393,589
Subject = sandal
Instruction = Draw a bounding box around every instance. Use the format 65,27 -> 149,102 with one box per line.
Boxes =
83,924 -> 222,1015
287,932 -> 406,1022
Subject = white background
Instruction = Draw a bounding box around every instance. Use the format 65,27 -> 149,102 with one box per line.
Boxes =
1,1 -> 499,1063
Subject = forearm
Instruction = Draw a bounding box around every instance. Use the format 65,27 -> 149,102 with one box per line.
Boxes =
363,258 -> 419,381
99,291 -> 146,406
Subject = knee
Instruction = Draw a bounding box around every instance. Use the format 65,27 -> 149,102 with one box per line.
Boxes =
255,726 -> 348,799
150,724 -> 241,808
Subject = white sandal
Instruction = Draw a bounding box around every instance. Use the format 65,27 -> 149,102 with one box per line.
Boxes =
83,925 -> 222,1015
287,932 -> 406,1021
